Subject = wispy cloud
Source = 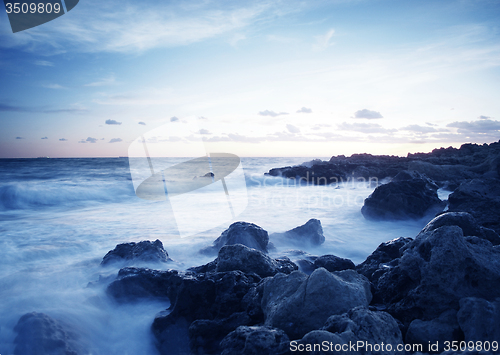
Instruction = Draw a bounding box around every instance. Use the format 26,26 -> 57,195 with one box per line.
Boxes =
447,119 -> 500,133
42,84 -> 66,89
338,122 -> 396,134
170,116 -> 179,122
80,137 -> 98,143
34,60 -> 54,66
258,110 -> 288,117
138,121 -> 146,125
109,138 -> 123,143
15,137 -> 24,140
84,76 -> 116,87
313,28 -> 335,51
296,107 -> 312,113
41,137 -> 48,139
59,138 -> 68,141
286,124 -> 300,133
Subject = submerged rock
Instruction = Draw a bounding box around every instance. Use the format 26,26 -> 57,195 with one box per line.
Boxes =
14,312 -> 86,355
270,219 -> 325,245
361,178 -> 443,220
101,239 -> 170,266
200,222 -> 270,255
262,268 -> 372,339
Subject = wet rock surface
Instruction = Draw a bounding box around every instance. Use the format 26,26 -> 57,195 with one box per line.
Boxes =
270,218 -> 325,246
101,239 -> 170,266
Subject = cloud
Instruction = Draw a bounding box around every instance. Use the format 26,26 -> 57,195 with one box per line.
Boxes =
0,103 -> 29,112
353,109 -> 384,119
296,107 -> 312,113
311,124 -> 332,131
86,137 -> 98,143
59,138 -> 68,141
15,137 -> 24,139
85,76 -> 116,87
41,137 -> 48,139
42,84 -> 66,89
170,116 -> 180,122
199,129 -> 211,135
105,119 -> 122,125
109,138 -> 123,143
1,0 -> 279,54
313,29 -> 335,51
42,108 -> 88,114
338,122 -> 396,134
286,124 -> 300,133
229,33 -> 246,47
426,122 -> 437,126
478,115 -> 491,120
34,60 -> 54,66
258,110 -> 288,117
138,121 -> 146,125
447,119 -> 500,133
400,125 -> 440,134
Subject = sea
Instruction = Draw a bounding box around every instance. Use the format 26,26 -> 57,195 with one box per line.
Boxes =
0,157 -> 449,354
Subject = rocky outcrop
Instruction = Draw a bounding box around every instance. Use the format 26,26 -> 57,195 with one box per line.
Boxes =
313,254 -> 355,272
200,222 -> 270,255
270,219 -> 325,246
361,178 -> 443,220
262,268 -> 372,339
219,326 -> 291,355
457,297 -> 500,342
14,312 -> 86,355
447,178 -> 500,234
101,239 -> 170,266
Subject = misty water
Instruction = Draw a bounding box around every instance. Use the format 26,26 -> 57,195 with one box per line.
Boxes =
0,157 -> 444,354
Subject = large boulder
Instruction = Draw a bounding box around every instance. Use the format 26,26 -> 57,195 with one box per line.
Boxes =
374,225 -> 500,325
262,268 -> 372,339
270,219 -> 325,245
101,239 -> 170,266
447,178 -> 500,234
361,178 -> 443,220
219,326 -> 291,355
457,297 -> 500,342
201,222 -> 270,255
216,244 -> 298,278
14,312 -> 86,355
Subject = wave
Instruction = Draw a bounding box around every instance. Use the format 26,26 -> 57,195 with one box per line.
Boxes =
0,182 -> 135,211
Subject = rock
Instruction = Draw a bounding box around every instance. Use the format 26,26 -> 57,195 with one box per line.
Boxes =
374,225 -> 500,325
447,178 -> 500,234
356,237 -> 413,284
270,219 -> 325,245
101,239 -> 170,266
422,212 -> 500,245
201,222 -> 270,255
216,244 -> 297,278
14,312 -> 86,355
321,306 -> 404,355
406,310 -> 462,353
262,268 -> 372,339
220,326 -> 291,355
313,254 -> 355,272
152,270 -> 261,355
361,178 -> 443,220
457,297 -> 500,342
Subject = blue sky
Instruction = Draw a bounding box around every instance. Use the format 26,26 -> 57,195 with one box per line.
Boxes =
1,0 -> 499,157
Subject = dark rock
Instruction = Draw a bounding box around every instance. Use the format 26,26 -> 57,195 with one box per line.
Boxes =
313,254 -> 355,272
270,219 -> 325,245
216,244 -> 297,278
422,212 -> 500,245
14,312 -> 86,355
457,297 -> 500,342
152,270 -> 261,355
201,222 -> 269,255
321,306 -> 403,354
361,178 -> 443,220
447,178 -> 500,234
262,268 -> 371,339
356,237 -> 413,284
406,310 -> 462,353
220,326 -> 291,355
101,239 -> 170,266
374,225 -> 500,325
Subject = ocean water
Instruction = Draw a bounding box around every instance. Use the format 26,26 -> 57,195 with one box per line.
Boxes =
0,157 -> 439,354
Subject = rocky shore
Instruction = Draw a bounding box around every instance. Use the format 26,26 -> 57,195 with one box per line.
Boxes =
12,141 -> 500,355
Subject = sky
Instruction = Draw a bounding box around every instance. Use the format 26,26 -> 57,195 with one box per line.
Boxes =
0,0 -> 499,158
